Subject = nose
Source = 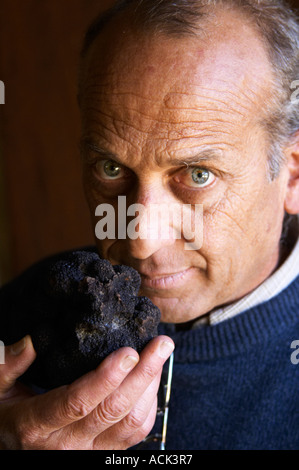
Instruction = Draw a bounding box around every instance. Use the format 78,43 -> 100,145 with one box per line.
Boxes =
124,188 -> 181,260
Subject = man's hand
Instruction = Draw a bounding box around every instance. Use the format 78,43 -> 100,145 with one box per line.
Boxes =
0,335 -> 174,450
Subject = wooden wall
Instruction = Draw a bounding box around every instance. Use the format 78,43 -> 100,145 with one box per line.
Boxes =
0,0 -> 299,283
0,0 -> 114,282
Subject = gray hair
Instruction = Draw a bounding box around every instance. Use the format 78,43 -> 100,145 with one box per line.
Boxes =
81,0 -> 299,179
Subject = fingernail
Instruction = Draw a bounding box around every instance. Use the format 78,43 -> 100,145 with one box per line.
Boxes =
158,341 -> 175,359
121,355 -> 139,372
10,336 -> 27,356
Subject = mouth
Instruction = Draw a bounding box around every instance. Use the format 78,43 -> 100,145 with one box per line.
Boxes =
139,267 -> 195,290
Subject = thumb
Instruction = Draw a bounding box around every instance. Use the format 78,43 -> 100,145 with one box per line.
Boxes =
0,336 -> 36,397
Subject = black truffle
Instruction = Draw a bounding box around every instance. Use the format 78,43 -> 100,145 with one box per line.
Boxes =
1,251 -> 160,389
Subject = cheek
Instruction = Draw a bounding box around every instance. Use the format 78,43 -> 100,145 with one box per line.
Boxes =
198,186 -> 269,272
200,178 -> 285,279
201,194 -> 249,255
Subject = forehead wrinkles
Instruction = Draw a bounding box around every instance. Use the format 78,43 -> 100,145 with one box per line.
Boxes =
81,12 -> 275,164
82,73 -> 261,160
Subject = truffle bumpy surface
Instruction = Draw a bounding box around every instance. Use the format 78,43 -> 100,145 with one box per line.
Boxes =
2,251 -> 161,389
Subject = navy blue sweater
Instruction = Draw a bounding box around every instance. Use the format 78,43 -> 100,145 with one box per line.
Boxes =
147,274 -> 299,450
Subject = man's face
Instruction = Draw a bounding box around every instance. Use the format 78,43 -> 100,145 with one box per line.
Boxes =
80,10 -> 290,323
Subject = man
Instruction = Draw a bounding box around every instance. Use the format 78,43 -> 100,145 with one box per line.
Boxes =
0,0 -> 299,450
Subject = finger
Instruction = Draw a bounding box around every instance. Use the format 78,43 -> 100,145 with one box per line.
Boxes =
20,346 -> 139,436
0,336 -> 36,398
68,336 -> 174,443
125,394 -> 159,450
101,370 -> 162,448
94,390 -> 159,450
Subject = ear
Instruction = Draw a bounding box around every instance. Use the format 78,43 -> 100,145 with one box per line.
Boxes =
284,133 -> 299,215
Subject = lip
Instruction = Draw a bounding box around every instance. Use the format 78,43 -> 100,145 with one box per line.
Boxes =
140,267 -> 194,290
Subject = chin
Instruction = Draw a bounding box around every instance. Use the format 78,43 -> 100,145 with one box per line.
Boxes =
147,294 -> 210,324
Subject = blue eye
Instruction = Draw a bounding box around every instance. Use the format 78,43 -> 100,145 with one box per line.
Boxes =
104,160 -> 121,177
96,160 -> 123,180
191,168 -> 210,185
173,166 -> 216,189
188,167 -> 215,188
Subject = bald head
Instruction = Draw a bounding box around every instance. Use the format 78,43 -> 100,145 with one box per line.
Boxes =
80,6 -> 274,121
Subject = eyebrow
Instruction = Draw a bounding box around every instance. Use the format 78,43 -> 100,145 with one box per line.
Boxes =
83,140 -> 223,167
169,150 -> 223,167
83,141 -> 117,160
